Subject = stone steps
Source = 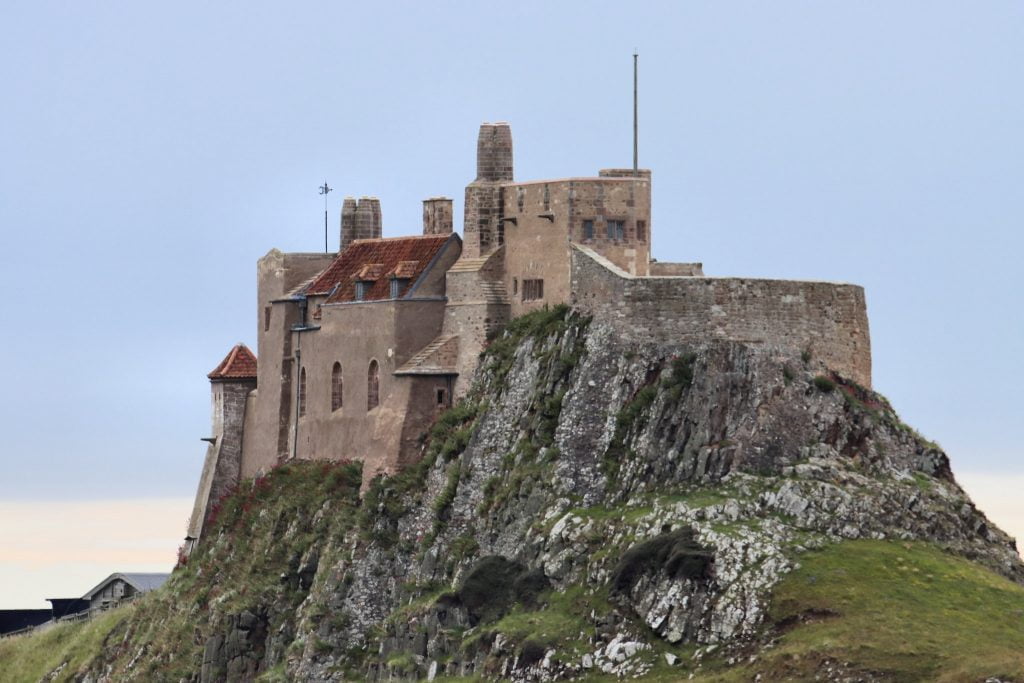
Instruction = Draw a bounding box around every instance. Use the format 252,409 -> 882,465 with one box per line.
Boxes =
395,334 -> 459,375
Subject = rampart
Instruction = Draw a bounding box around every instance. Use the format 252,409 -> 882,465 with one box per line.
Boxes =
570,246 -> 872,387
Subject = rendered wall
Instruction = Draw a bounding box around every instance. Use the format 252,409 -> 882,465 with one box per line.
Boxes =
570,247 -> 872,387
242,250 -> 335,479
290,299 -> 448,486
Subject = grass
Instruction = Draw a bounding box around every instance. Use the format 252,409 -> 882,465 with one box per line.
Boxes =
472,586 -> 602,657
0,604 -> 134,683
735,540 -> 1024,681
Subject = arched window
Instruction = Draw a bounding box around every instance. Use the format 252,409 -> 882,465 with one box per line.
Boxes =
367,360 -> 380,410
331,362 -> 343,411
298,367 -> 307,417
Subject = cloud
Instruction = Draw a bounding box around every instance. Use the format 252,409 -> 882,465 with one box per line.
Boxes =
0,498 -> 191,609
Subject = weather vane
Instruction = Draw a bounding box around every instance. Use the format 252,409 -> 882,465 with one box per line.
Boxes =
319,181 -> 332,253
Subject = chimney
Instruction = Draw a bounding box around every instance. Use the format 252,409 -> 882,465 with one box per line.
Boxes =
339,197 -> 357,250
422,197 -> 453,235
351,196 -> 383,245
476,122 -> 513,182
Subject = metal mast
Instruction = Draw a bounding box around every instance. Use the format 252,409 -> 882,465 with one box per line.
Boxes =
319,181 -> 332,253
633,51 -> 638,177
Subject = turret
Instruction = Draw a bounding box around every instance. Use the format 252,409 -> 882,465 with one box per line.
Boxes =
185,344 -> 257,552
463,122 -> 513,257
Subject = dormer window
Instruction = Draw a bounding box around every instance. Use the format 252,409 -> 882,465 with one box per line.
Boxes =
390,277 -> 409,299
355,281 -> 369,301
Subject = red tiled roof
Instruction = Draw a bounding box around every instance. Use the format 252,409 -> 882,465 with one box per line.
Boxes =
304,234 -> 455,303
391,260 -> 420,279
208,343 -> 258,380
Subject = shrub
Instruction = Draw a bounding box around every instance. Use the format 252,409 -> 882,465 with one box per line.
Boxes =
610,527 -> 713,595
446,556 -> 549,626
813,375 -> 836,393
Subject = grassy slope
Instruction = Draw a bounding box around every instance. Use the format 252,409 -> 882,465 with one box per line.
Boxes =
3,509 -> 1022,682
0,605 -> 134,683
752,539 -> 1024,682
416,540 -> 1024,682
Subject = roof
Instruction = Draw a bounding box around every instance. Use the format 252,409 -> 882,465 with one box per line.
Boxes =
208,343 -> 257,381
303,234 -> 455,304
81,572 -> 171,600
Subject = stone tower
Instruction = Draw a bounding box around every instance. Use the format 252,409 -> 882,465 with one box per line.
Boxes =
463,122 -> 513,257
340,196 -> 383,250
185,343 -> 257,551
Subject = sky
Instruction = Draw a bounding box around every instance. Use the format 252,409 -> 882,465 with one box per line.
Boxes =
0,2 -> 1021,608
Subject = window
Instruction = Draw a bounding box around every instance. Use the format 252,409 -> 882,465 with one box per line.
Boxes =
390,278 -> 409,299
522,279 -> 544,301
607,219 -> 625,240
367,360 -> 380,410
635,220 -> 646,243
331,362 -> 343,411
513,278 -> 518,295
298,367 -> 307,417
582,219 -> 594,240
264,306 -> 271,332
355,281 -> 369,301
435,387 -> 449,411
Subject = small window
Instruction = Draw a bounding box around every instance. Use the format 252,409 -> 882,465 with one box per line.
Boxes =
582,219 -> 594,240
331,362 -> 343,411
355,281 -> 368,301
435,387 -> 449,411
635,220 -> 646,243
298,367 -> 307,417
607,219 -> 625,240
522,279 -> 544,301
264,306 -> 271,332
513,278 -> 518,295
390,278 -> 409,299
367,360 -> 380,410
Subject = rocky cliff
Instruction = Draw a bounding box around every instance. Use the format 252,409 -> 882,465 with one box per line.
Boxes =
48,307 -> 1024,681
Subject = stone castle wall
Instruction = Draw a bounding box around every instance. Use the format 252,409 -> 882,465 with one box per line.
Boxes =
570,246 -> 872,387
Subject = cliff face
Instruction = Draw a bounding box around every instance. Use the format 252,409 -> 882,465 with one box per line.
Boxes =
78,307 -> 1022,682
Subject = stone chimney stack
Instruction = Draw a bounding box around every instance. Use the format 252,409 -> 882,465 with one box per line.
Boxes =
476,122 -> 514,182
463,122 -> 514,257
422,197 -> 454,235
341,196 -> 382,250
339,197 -> 357,251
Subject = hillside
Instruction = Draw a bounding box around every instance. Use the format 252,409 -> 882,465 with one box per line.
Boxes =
5,306 -> 1022,682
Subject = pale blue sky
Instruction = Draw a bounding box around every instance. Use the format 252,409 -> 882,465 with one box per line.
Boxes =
0,1 -> 1021,505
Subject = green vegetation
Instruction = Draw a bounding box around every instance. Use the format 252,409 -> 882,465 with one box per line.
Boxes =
604,353 -> 697,478
0,605 -> 134,683
610,528 -> 713,595
712,540 -> 1024,682
443,555 -> 549,625
481,586 -> 602,656
811,374 -> 836,392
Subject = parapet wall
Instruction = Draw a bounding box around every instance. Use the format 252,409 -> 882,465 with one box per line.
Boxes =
570,246 -> 872,387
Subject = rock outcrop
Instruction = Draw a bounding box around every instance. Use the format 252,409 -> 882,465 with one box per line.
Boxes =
76,306 -> 1021,682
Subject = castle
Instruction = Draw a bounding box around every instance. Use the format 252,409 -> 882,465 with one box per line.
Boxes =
186,122 -> 871,549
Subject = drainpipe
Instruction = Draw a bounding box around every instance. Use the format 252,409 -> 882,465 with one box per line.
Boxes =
290,298 -> 320,460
